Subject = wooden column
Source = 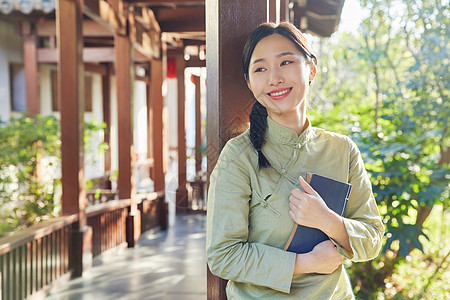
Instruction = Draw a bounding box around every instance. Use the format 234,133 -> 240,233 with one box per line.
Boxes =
102,63 -> 112,173
268,0 -> 277,23
149,58 -> 167,230
23,22 -> 39,117
146,65 -> 154,179
193,75 -> 202,174
206,0 -> 267,298
149,58 -> 165,192
175,50 -> 188,212
56,0 -> 91,277
115,24 -> 140,247
280,0 -> 290,22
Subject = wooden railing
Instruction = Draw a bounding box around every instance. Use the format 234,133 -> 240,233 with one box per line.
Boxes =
86,199 -> 129,257
0,215 -> 77,300
0,191 -> 166,299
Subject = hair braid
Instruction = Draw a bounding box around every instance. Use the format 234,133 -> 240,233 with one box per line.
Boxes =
249,101 -> 271,170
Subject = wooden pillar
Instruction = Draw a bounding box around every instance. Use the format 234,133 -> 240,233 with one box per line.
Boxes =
146,66 -> 153,180
115,22 -> 140,247
206,0 -> 267,298
268,0 -> 277,23
149,58 -> 165,192
102,63 -> 112,173
22,22 -> 39,117
175,49 -> 188,212
149,58 -> 167,230
56,0 -> 91,277
193,75 -> 202,174
280,0 -> 289,22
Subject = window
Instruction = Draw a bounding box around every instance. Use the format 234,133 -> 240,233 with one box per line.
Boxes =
9,63 -> 26,112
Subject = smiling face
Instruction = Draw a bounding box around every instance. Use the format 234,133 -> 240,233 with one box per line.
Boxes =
247,33 -> 315,124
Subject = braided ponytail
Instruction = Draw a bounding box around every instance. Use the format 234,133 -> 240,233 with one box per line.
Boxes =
249,101 -> 271,170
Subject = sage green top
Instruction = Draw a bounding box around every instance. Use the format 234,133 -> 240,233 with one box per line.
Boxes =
206,116 -> 385,299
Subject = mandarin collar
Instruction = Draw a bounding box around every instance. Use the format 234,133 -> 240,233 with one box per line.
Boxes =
266,116 -> 312,147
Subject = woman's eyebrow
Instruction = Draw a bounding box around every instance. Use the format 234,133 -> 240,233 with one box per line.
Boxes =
251,52 -> 296,65
277,52 -> 295,57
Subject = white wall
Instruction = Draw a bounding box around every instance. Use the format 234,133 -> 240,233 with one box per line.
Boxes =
0,19 -> 24,122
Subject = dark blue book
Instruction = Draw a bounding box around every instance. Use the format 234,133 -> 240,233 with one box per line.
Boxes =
283,173 -> 351,254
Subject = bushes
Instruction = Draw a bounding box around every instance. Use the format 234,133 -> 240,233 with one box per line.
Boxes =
0,115 -> 60,235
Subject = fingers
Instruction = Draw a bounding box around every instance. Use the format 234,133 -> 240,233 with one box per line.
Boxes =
298,176 -> 318,196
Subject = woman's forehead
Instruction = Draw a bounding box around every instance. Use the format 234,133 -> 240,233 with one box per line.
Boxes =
251,34 -> 302,62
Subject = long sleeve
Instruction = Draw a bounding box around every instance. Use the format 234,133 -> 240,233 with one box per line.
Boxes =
206,142 -> 297,294
339,138 -> 385,261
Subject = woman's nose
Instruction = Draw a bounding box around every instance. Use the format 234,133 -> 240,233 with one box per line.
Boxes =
267,68 -> 284,85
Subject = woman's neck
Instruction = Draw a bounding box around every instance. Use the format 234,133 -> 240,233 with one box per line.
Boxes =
268,107 -> 307,136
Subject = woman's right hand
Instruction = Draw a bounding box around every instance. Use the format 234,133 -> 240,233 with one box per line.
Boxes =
293,240 -> 343,275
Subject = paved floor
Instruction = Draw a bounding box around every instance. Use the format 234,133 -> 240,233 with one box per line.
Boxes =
47,213 -> 207,300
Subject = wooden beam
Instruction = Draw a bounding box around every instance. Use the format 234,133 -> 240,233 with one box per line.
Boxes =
159,19 -> 204,32
185,56 -> 205,68
36,20 -> 115,37
23,22 -> 40,117
127,0 -> 204,4
86,0 -> 126,36
157,6 -> 205,32
206,0 -> 267,298
84,62 -> 109,75
37,47 -> 151,63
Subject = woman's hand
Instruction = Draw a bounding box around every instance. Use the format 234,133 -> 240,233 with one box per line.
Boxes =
288,176 -> 332,230
294,240 -> 343,274
289,176 -> 354,255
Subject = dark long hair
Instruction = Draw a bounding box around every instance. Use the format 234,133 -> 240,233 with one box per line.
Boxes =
242,22 -> 317,170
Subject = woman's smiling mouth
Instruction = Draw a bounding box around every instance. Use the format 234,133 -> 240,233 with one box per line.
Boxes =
267,87 -> 292,100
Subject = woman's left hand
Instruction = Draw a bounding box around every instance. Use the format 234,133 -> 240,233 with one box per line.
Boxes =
288,176 -> 333,231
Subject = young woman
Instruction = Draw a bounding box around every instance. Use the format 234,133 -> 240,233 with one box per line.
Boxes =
206,22 -> 384,299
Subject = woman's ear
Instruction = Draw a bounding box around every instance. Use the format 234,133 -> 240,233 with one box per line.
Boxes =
309,64 -> 317,83
245,75 -> 252,90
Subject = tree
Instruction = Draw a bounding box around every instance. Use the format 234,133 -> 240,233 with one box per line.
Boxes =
309,0 -> 449,297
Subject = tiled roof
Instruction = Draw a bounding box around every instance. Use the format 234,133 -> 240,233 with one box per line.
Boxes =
0,0 -> 55,15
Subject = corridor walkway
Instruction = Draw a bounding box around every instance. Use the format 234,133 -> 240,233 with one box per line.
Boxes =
47,213 -> 207,300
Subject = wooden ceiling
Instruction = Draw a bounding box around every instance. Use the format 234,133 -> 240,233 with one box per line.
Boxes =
0,0 -> 345,62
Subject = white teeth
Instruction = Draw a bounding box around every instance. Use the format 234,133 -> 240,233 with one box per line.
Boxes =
270,89 -> 289,96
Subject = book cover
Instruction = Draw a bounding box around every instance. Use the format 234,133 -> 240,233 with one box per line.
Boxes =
283,173 -> 352,254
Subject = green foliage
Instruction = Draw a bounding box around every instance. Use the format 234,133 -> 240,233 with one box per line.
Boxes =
0,114 -> 60,235
0,114 -> 108,236
310,0 -> 449,298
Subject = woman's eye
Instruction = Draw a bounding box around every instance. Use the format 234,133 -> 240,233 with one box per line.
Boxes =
281,60 -> 293,66
254,67 -> 266,73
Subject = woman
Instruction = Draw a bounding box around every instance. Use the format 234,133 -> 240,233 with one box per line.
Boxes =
206,22 -> 384,299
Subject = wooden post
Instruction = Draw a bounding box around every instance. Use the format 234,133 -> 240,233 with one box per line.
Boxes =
280,0 -> 289,22
56,0 -> 91,277
146,65 -> 153,179
115,15 -> 140,247
206,0 -> 267,298
149,58 -> 167,229
175,49 -> 188,212
23,22 -> 40,117
149,58 -> 165,192
102,63 -> 112,173
268,0 -> 277,23
193,75 -> 202,174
